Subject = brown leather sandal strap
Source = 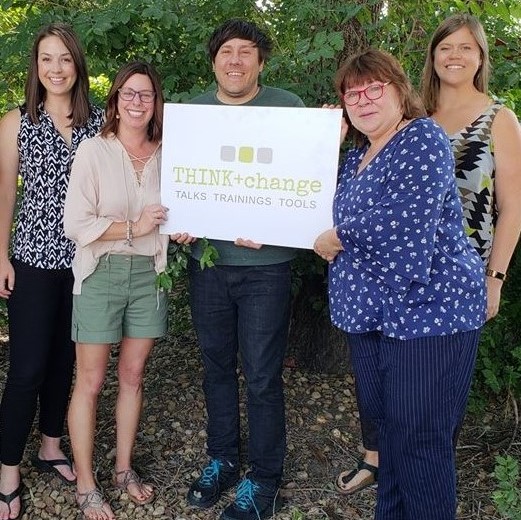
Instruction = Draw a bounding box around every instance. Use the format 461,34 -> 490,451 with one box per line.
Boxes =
115,469 -> 142,488
76,488 -> 105,512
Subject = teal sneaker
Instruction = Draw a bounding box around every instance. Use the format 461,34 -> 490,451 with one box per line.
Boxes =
220,477 -> 283,520
187,459 -> 239,509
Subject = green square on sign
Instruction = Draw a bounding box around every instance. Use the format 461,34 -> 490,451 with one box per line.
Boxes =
238,147 -> 254,163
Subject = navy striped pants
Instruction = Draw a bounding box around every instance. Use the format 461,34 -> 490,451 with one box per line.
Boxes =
348,329 -> 480,520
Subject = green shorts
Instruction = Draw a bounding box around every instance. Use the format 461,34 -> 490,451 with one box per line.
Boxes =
72,254 -> 168,344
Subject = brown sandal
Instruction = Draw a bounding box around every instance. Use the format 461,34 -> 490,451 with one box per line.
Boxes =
335,460 -> 378,495
113,469 -> 155,505
76,488 -> 114,520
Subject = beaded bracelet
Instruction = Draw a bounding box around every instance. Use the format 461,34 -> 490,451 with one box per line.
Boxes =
125,220 -> 133,247
485,268 -> 506,281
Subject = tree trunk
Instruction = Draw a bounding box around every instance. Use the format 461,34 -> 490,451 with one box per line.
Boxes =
288,276 -> 349,374
288,0 -> 384,373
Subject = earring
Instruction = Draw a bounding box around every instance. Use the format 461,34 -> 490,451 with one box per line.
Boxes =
116,114 -> 120,119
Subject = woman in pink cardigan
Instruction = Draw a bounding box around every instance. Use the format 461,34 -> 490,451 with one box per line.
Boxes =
64,61 -> 168,520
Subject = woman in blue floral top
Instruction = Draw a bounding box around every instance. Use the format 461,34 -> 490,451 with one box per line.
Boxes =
314,49 -> 486,520
341,15 -> 521,501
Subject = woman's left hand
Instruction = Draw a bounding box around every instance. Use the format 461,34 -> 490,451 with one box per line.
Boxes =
313,228 -> 343,263
486,277 -> 502,320
322,103 -> 348,144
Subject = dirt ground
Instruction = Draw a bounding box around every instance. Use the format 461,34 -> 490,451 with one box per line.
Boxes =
0,319 -> 518,519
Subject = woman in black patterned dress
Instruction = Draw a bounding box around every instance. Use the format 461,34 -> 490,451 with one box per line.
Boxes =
0,23 -> 103,519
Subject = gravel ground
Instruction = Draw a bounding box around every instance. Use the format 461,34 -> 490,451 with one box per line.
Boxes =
0,312 -> 517,519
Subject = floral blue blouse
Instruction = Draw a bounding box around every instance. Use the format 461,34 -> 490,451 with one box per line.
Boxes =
329,118 -> 486,340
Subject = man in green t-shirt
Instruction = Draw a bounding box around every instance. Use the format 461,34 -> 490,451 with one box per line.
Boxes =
186,19 -> 304,520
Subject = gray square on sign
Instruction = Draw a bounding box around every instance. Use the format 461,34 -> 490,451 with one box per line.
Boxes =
221,146 -> 236,162
257,147 -> 273,164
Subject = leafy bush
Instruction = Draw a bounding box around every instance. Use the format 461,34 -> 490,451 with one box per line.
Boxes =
493,455 -> 521,520
0,301 -> 6,332
470,244 -> 521,411
155,240 -> 218,336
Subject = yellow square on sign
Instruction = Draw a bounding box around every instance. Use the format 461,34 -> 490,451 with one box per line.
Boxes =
238,146 -> 254,163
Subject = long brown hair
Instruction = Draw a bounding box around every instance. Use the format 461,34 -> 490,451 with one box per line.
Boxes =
25,23 -> 91,126
101,61 -> 163,142
335,48 -> 425,147
421,14 -> 490,115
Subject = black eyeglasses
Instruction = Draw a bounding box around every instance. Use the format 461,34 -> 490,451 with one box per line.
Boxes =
118,88 -> 156,103
343,82 -> 391,106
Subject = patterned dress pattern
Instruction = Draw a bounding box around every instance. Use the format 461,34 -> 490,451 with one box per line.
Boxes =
449,102 -> 502,262
329,118 -> 486,340
13,103 -> 104,269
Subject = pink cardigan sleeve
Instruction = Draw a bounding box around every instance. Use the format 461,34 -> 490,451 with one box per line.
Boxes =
64,138 -> 113,247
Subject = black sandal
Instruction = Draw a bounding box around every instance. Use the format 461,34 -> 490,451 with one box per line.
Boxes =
335,460 -> 378,495
0,483 -> 24,520
32,455 -> 76,485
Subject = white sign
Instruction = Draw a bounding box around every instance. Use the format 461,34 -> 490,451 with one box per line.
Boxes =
160,104 -> 341,249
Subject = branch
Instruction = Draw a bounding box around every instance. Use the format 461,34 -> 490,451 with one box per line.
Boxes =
506,389 -> 519,451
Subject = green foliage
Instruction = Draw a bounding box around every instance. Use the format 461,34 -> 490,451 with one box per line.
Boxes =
198,238 -> 219,270
155,243 -> 190,293
165,272 -> 192,336
474,310 -> 521,399
470,245 -> 521,410
0,300 -> 6,331
154,238 -> 218,336
1,0 -> 519,115
381,0 -> 521,110
88,74 -> 112,108
155,238 -> 219,292
492,455 -> 521,519
0,0 -> 262,109
290,250 -> 328,312
290,509 -> 305,520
